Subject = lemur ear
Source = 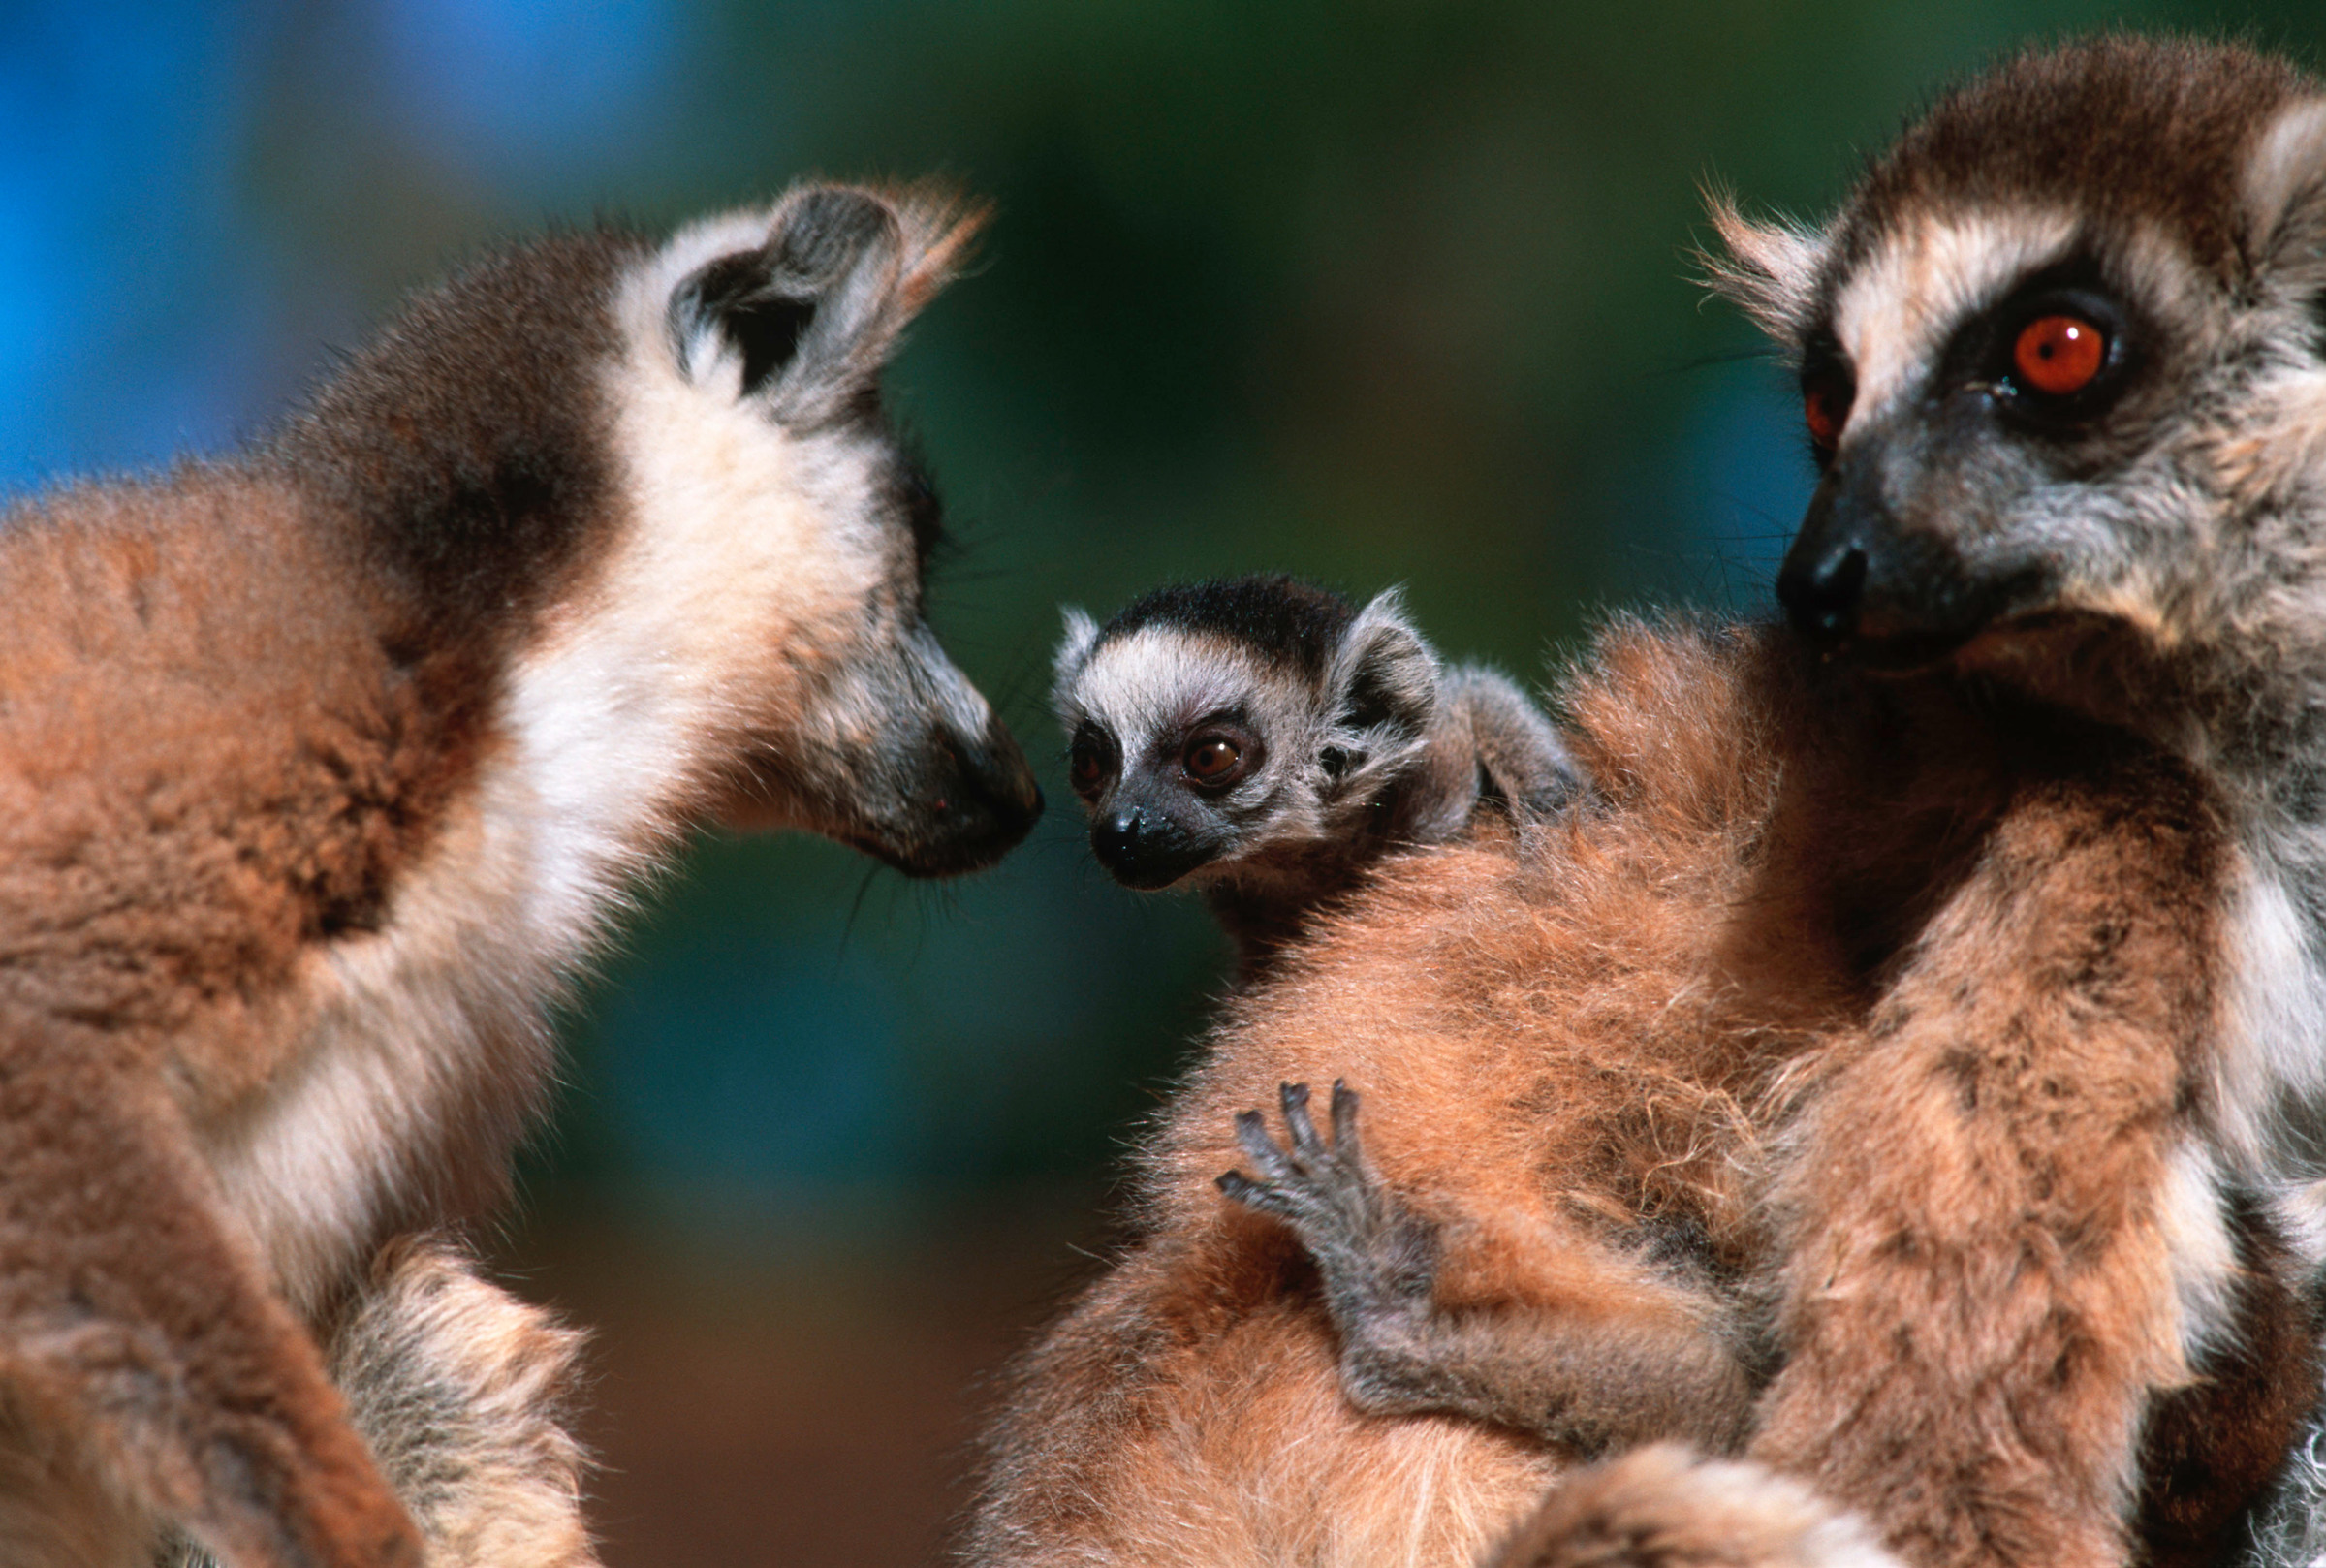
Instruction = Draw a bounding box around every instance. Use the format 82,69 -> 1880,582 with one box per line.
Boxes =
1328,588 -> 1440,740
1700,185 -> 1830,347
1052,608 -> 1100,712
2241,96 -> 2326,285
670,183 -> 987,423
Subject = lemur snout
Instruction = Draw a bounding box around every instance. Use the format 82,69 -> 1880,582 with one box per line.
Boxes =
1091,806 -> 1139,864
1778,471 -> 1885,647
1091,804 -> 1200,890
1776,537 -> 1870,645
1779,467 -> 2006,667
953,716 -> 1047,838
895,714 -> 1044,877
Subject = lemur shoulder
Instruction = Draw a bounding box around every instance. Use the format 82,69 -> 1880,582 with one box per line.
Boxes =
1053,575 -> 1580,974
973,36 -> 2326,1568
0,183 -> 1040,1567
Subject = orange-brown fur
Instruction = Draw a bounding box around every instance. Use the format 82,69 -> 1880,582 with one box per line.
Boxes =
968,619 -> 2309,1568
0,470 -> 496,1568
976,33 -> 2326,1568
0,187 -> 1040,1568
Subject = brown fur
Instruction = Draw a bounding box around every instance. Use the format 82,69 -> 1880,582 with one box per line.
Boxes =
1494,1446 -> 1892,1568
1838,36 -> 2306,285
165,1237 -> 597,1568
0,474 -> 474,1568
976,34 -> 2326,1568
968,619 -> 2308,1568
0,186 -> 1037,1568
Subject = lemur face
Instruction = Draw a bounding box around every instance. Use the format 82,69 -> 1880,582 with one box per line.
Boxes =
600,186 -> 1042,876
1051,580 -> 1441,893
1719,40 -> 2326,681
1057,627 -> 1302,889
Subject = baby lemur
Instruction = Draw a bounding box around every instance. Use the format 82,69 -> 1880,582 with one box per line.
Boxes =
1053,576 -> 1578,971
974,37 -> 2326,1568
0,182 -> 1041,1568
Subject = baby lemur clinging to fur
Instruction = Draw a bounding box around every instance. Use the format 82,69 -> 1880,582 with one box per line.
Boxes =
0,182 -> 1041,1568
1053,576 -> 1579,972
975,37 -> 2326,1568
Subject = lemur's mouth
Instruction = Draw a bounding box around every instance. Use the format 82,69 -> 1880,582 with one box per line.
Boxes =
1819,608 -> 2108,673
1811,619 -> 1973,674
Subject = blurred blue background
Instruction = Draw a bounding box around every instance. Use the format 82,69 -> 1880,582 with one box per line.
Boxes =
7,2 -> 2320,1561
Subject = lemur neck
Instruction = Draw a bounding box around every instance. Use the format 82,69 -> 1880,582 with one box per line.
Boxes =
1204,877 -> 1362,984
2165,641 -> 2326,834
1203,758 -> 1479,981
268,229 -> 645,659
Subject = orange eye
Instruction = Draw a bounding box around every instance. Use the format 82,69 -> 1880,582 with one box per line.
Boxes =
2012,314 -> 2105,396
1804,379 -> 1849,455
1184,736 -> 1242,784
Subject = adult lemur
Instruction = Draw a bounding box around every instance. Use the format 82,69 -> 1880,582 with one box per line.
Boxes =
0,182 -> 1040,1568
1053,576 -> 1578,973
970,37 -> 2326,1568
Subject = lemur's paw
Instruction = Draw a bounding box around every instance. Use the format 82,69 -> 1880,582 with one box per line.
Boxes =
1217,1082 -> 1435,1306
1218,1081 -> 1363,1227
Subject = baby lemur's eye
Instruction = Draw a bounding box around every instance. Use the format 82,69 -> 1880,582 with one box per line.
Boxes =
1183,735 -> 1246,788
1068,726 -> 1116,799
2011,314 -> 2106,397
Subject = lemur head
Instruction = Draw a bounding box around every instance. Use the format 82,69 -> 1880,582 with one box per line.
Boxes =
1051,577 -> 1441,892
573,183 -> 1042,876
1713,37 -> 2326,706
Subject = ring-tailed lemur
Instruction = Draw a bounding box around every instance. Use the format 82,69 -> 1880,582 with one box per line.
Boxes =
1052,576 -> 1579,974
0,181 -> 1039,1568
976,37 -> 2326,1568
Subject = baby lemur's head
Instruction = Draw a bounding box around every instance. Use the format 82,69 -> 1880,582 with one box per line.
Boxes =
1051,577 -> 1443,893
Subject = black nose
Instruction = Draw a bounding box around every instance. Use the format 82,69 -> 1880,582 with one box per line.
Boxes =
1776,539 -> 1870,644
1092,807 -> 1143,874
890,715 -> 1043,878
1089,805 -> 1202,890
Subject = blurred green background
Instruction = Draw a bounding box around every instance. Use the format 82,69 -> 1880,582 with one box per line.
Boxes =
8,1 -> 2324,1561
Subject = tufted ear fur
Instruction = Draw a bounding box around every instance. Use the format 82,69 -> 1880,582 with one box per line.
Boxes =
1700,185 -> 1831,348
1325,588 -> 1441,765
2242,96 -> 2326,294
1051,608 -> 1101,718
668,183 -> 986,425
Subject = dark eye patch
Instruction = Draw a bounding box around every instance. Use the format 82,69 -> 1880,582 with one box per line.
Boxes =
1936,254 -> 2144,434
1068,720 -> 1118,798
1798,328 -> 1855,470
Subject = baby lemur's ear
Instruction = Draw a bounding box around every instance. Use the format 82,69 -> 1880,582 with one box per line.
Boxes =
670,183 -> 986,424
1328,588 -> 1440,742
1051,606 -> 1103,729
1053,608 -> 1100,695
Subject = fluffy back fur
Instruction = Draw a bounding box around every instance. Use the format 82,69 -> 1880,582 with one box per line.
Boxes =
977,612 -> 2303,1568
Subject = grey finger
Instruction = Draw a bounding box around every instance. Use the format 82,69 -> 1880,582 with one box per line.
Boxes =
1235,1108 -> 1295,1179
1330,1080 -> 1362,1155
1281,1082 -> 1323,1157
